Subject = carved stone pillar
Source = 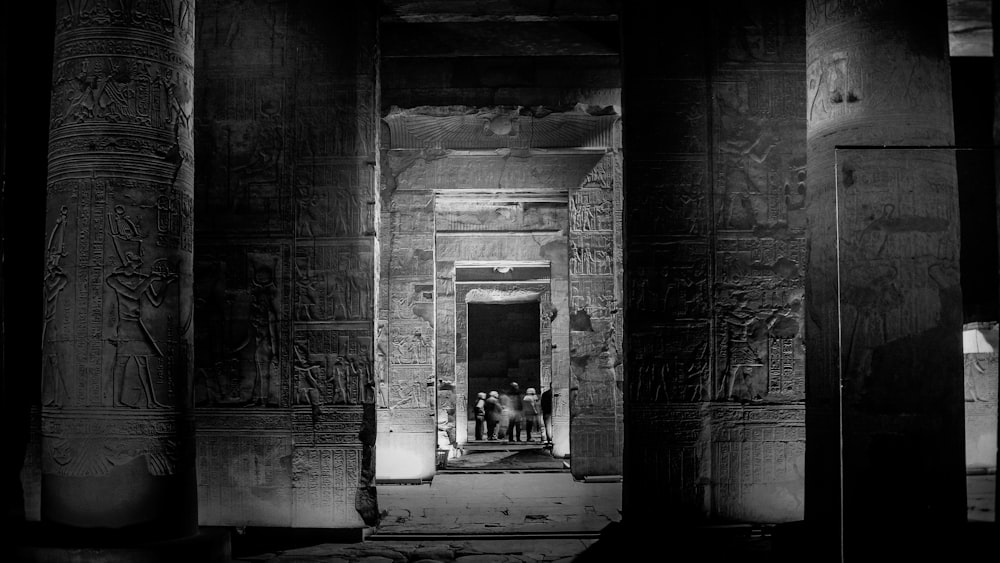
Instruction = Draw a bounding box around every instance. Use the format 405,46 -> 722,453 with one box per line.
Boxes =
806,0 -> 965,558
29,1 -> 218,555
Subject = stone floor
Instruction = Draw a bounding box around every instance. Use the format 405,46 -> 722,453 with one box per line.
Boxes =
231,473 -> 994,562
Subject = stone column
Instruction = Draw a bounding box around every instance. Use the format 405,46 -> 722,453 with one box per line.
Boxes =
806,0 -> 965,559
36,0 -> 203,547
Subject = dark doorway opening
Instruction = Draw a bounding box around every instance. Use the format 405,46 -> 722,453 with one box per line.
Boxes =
467,302 -> 541,442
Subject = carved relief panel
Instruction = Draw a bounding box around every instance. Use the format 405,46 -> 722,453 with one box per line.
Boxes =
294,161 -> 374,239
628,160 -> 709,237
294,244 -> 373,323
193,244 -> 292,408
714,73 -> 806,233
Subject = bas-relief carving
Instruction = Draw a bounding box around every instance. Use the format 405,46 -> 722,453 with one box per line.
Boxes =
388,242 -> 434,277
389,323 -> 434,366
714,76 -> 806,232
105,205 -> 182,409
196,0 -> 286,56
292,330 -> 373,408
389,280 -> 434,324
570,188 -> 614,232
836,153 -> 960,391
435,201 -> 567,232
194,246 -> 291,408
710,406 -> 806,521
43,179 -> 193,411
627,242 -> 710,321
629,325 -> 712,403
387,194 -> 434,234
41,207 -> 73,408
295,163 -> 374,238
291,447 -> 363,526
50,55 -> 194,135
294,246 -> 373,322
806,42 -> 951,133
392,153 -> 604,192
714,2 -> 806,65
581,152 -> 622,191
196,434 -> 292,526
56,0 -> 196,44
569,235 -> 613,276
294,87 -> 375,158
639,81 -> 707,155
42,410 -> 192,477
437,234 -> 564,265
714,236 -> 806,401
628,161 -> 708,236
570,278 -> 617,322
387,366 -> 435,409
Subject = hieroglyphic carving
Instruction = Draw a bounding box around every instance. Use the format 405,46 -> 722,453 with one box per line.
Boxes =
806,33 -> 952,137
570,278 -> 617,321
628,242 -> 710,321
710,406 -> 806,521
41,207 -> 72,407
569,234 -> 613,276
386,366 -> 434,409
629,324 -> 712,403
291,447 -> 363,526
195,433 -> 292,526
714,74 -> 805,232
42,409 -> 192,477
294,85 -> 374,157
389,324 -> 434,366
293,408 -> 365,446
294,162 -> 374,238
391,153 -> 603,192
628,160 -> 708,237
56,0 -> 196,42
837,150 -> 960,390
715,1 -> 806,65
294,244 -> 373,322
194,245 -> 291,408
106,204 -> 180,408
570,188 -> 614,232
293,329 -> 372,407
639,80 -> 707,155
389,280 -> 434,323
714,235 -> 805,400
387,186 -> 433,227
435,200 -> 567,232
388,236 -> 434,277
195,76 -> 290,234
581,152 -> 622,191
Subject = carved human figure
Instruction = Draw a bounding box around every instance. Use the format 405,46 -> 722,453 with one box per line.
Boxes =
240,261 -> 281,406
41,207 -> 70,407
374,323 -> 388,407
293,341 -> 322,407
107,250 -> 177,408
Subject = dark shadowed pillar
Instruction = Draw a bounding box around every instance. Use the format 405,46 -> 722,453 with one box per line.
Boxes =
20,1 -> 226,559
806,0 -> 965,559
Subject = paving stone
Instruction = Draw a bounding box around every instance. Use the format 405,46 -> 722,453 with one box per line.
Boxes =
411,546 -> 456,561
455,555 -> 516,563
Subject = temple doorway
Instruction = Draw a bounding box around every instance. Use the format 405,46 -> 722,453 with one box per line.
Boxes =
467,302 -> 542,442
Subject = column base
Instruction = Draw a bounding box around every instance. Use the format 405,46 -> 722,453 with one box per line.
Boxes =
15,525 -> 231,563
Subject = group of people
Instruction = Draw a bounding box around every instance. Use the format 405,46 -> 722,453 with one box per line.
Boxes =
474,382 -> 552,443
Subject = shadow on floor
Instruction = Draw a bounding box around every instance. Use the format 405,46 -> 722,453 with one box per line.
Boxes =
446,446 -> 567,471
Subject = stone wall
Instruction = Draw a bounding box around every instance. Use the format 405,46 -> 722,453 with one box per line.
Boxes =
965,323 -> 999,470
623,1 -> 807,523
191,0 -> 378,527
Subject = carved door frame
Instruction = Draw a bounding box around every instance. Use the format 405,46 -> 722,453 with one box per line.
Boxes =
454,276 -> 552,447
